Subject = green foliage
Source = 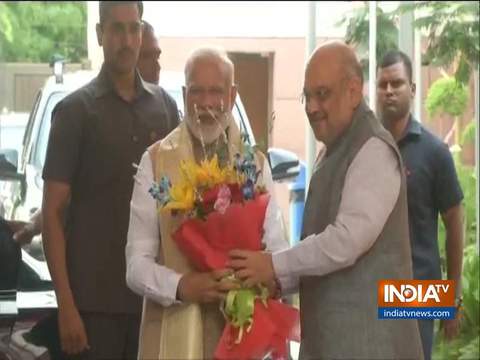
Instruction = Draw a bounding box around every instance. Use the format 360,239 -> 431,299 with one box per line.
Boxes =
0,1 -> 87,63
458,336 -> 479,360
397,1 -> 479,84
437,159 -> 477,269
425,77 -> 469,118
337,4 -> 398,79
0,2 -> 14,43
433,334 -> 479,360
458,166 -> 478,248
339,2 -> 479,85
461,244 -> 479,331
433,243 -> 479,360
461,121 -> 476,146
436,157 -> 478,360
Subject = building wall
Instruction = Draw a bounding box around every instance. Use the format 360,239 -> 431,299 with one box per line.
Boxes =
0,63 -> 84,113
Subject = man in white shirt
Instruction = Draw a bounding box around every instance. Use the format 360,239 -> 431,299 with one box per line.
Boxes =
126,47 -> 288,359
229,41 -> 423,359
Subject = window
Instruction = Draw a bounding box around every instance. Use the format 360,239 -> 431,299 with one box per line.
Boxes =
33,92 -> 67,169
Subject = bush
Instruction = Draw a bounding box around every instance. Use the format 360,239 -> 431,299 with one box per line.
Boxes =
426,77 -> 469,118
434,155 -> 479,360
461,121 -> 476,146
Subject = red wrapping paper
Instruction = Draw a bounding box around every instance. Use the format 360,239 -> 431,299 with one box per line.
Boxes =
215,299 -> 300,360
172,193 -> 300,360
172,193 -> 268,271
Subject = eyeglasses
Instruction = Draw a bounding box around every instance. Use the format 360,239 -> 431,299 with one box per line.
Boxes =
300,87 -> 332,105
300,76 -> 350,105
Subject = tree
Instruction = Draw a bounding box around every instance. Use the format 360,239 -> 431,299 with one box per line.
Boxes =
397,1 -> 479,85
338,1 -> 479,85
0,1 -> 87,63
337,3 -> 398,80
425,76 -> 469,146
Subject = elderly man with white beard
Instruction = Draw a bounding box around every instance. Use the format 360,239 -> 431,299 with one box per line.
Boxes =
125,47 -> 288,359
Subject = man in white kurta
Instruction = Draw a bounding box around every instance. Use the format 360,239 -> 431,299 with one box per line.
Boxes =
125,47 -> 288,359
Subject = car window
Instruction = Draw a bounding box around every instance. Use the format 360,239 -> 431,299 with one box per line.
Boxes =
33,92 -> 67,169
23,91 -> 41,149
20,90 -> 42,171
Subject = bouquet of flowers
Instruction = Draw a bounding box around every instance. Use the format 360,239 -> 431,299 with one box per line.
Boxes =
149,142 -> 299,360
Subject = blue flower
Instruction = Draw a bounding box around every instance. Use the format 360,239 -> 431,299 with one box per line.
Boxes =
149,176 -> 171,206
242,179 -> 255,200
241,160 -> 257,183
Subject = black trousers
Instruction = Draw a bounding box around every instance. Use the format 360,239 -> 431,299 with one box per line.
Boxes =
418,319 -> 434,360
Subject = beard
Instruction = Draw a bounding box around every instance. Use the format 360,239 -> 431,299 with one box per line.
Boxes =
184,105 -> 233,145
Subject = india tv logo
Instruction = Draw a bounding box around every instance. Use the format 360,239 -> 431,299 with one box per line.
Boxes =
378,280 -> 456,320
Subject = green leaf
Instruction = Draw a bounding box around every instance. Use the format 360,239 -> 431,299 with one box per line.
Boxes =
338,3 -> 399,80
461,121 -> 476,146
458,336 -> 480,360
425,77 -> 469,117
394,1 -> 479,84
1,1 -> 87,63
235,288 -> 255,325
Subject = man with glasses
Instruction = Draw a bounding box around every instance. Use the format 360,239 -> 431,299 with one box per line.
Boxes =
42,2 -> 179,358
229,41 -> 423,359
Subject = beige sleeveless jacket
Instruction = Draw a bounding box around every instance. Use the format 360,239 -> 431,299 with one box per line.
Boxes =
137,121 -> 265,359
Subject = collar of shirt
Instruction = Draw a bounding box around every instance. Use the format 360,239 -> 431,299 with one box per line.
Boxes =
398,114 -> 422,146
94,63 -> 154,100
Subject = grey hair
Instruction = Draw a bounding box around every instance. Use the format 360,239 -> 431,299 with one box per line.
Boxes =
184,47 -> 234,85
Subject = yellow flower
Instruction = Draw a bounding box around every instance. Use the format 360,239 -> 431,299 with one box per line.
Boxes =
167,156 -> 245,214
163,182 -> 195,211
180,160 -> 201,188
195,164 -> 212,187
198,155 -> 227,187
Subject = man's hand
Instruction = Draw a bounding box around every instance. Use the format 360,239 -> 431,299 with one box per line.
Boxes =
58,303 -> 89,355
440,317 -> 461,341
228,250 -> 275,287
8,220 -> 37,245
177,269 -> 238,303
